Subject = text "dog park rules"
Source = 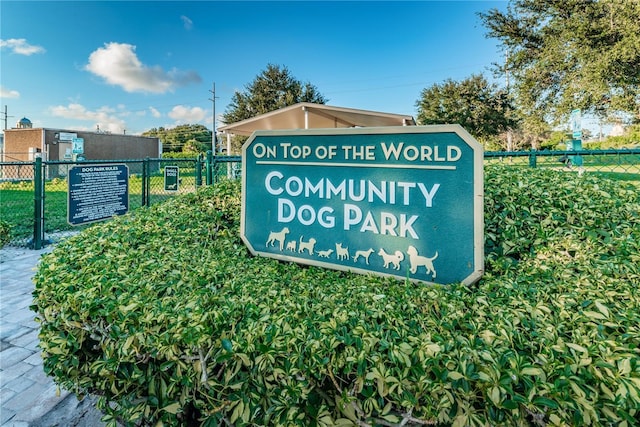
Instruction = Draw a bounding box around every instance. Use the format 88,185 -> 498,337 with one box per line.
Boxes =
241,125 -> 484,285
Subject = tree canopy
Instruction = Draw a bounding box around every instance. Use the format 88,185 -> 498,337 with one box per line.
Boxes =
143,124 -> 212,153
221,64 -> 327,125
415,74 -> 517,147
479,0 -> 640,127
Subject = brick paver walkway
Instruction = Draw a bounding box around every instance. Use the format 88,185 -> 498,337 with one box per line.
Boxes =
1,246 -> 104,426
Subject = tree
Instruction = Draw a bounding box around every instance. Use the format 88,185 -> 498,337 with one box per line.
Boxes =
415,74 -> 517,147
143,124 -> 212,153
182,139 -> 201,154
479,0 -> 640,128
221,64 -> 328,125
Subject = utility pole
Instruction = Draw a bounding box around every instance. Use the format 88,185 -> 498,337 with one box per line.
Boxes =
209,83 -> 218,153
3,105 -> 15,130
505,50 -> 514,152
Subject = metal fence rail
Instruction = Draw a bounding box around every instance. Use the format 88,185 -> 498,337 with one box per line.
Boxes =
1,150 -> 638,248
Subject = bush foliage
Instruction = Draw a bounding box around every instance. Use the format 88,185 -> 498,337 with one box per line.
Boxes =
0,219 -> 11,248
32,166 -> 640,426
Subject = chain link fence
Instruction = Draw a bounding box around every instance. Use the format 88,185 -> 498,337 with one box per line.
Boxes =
1,150 -> 638,249
1,156 -> 242,248
484,148 -> 640,182
1,162 -> 36,248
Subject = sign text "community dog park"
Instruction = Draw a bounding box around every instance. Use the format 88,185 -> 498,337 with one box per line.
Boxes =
241,125 -> 484,285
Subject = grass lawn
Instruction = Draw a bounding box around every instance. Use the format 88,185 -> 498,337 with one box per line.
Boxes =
1,185 -> 36,239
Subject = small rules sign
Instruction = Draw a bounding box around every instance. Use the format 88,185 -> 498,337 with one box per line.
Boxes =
241,125 -> 484,285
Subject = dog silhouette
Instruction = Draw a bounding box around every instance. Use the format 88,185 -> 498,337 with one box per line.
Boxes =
266,227 -> 289,251
378,248 -> 404,270
298,236 -> 317,255
336,243 -> 349,260
353,248 -> 374,265
407,245 -> 438,278
317,248 -> 334,258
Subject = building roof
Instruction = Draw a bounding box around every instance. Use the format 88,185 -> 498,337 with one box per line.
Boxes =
218,102 -> 416,137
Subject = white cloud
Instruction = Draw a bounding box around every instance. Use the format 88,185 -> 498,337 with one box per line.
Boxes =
0,38 -> 45,55
85,42 -> 201,93
168,105 -> 207,123
0,85 -> 20,99
49,103 -> 126,133
181,15 -> 193,30
149,106 -> 162,118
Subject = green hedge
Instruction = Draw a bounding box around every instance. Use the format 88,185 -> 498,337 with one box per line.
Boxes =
0,219 -> 11,248
32,166 -> 640,426
161,152 -> 201,159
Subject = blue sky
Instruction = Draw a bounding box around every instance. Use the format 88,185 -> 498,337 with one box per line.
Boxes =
1,1 -> 508,136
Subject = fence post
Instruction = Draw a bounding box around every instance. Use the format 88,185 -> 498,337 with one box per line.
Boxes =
33,157 -> 44,249
206,150 -> 213,185
195,153 -> 203,188
141,157 -> 147,207
529,151 -> 537,168
212,155 -> 218,184
141,157 -> 149,207
147,158 -> 152,207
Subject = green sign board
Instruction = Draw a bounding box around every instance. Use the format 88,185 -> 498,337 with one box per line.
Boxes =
164,166 -> 179,191
241,125 -> 484,285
